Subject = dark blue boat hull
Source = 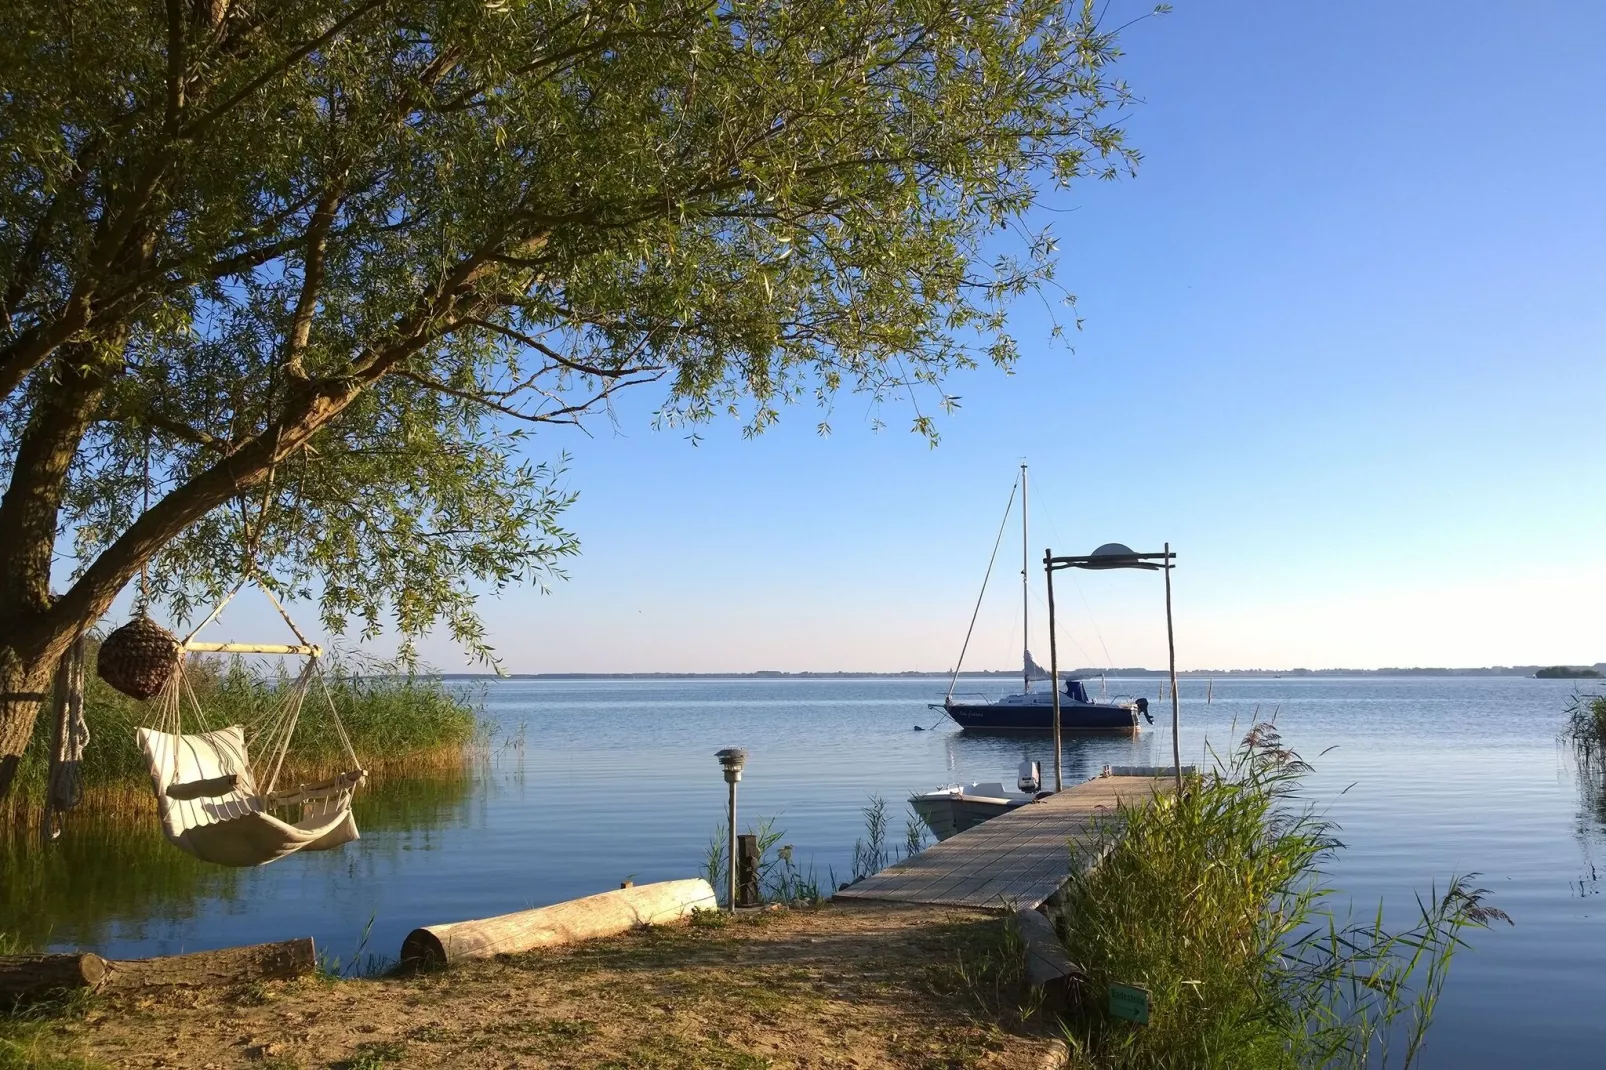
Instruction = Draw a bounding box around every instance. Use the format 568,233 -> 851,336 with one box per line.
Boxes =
945,701 -> 1140,731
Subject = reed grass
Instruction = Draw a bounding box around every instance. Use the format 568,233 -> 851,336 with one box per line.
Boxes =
2,645 -> 479,826
703,817 -> 824,908
1055,723 -> 1510,1070
1562,692 -> 1606,770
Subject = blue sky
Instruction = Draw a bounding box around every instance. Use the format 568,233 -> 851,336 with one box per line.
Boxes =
213,1 -> 1606,672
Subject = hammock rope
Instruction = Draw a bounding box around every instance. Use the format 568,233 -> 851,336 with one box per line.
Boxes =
137,581 -> 366,868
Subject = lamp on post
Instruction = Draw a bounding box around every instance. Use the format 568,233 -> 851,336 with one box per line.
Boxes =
715,748 -> 747,910
1043,543 -> 1181,795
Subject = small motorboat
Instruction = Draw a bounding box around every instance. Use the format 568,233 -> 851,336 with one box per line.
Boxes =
910,761 -> 1046,841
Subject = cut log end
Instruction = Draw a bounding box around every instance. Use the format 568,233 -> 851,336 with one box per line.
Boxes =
0,953 -> 108,1001
399,929 -> 448,971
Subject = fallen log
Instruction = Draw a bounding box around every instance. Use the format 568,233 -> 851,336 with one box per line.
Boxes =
0,953 -> 107,1000
402,878 -> 718,969
102,938 -> 318,990
1013,908 -> 1080,1010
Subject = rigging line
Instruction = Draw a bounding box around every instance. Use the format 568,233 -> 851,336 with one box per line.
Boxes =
1071,572 -> 1116,671
946,476 -> 1020,701
1026,574 -> 1097,668
1027,478 -> 1104,671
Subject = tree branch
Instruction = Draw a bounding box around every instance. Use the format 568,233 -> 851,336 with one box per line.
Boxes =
165,0 -> 187,133
283,186 -> 343,379
179,0 -> 389,141
392,368 -> 662,425
460,317 -> 664,380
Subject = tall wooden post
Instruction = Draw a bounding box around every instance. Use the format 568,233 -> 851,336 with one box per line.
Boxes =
1164,543 -> 1181,795
1045,549 -> 1063,792
1021,463 -> 1030,695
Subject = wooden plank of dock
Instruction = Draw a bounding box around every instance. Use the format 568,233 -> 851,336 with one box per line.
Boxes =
833,775 -> 1175,911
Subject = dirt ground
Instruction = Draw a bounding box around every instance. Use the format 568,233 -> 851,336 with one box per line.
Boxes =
38,903 -> 1067,1070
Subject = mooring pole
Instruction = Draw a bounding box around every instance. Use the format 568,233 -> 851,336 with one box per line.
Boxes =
1163,543 -> 1181,795
1045,549 -> 1063,792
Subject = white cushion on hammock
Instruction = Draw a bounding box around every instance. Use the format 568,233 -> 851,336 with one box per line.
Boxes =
137,724 -> 360,868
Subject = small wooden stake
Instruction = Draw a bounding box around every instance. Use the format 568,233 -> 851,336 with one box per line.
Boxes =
736,834 -> 761,907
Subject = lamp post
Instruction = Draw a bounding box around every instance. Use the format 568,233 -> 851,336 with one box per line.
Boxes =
715,748 -> 747,909
1044,543 -> 1181,795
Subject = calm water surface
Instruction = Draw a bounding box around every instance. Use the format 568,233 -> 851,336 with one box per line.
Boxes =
6,676 -> 1603,1068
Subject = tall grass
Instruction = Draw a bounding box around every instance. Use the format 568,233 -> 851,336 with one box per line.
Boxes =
2,644 -> 479,826
1055,723 -> 1509,1070
702,817 -> 823,908
1562,692 -> 1606,770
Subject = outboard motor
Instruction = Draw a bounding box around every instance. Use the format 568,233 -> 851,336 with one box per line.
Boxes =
1017,759 -> 1041,793
1136,697 -> 1154,724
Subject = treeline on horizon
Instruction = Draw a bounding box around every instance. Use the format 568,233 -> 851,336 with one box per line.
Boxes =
430,663 -> 1606,680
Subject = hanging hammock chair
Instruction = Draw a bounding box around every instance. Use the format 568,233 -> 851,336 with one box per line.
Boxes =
124,583 -> 367,868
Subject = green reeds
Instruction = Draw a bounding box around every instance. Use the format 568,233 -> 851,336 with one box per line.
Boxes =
2,648 -> 479,826
703,817 -> 823,908
1055,723 -> 1510,1070
850,795 -> 891,882
1561,692 -> 1606,770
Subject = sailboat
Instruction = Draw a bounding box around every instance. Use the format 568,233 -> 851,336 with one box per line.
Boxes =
933,464 -> 1150,732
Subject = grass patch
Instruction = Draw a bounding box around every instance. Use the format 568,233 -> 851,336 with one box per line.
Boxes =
1055,722 -> 1510,1070
924,916 -> 1040,1025
0,983 -> 99,1070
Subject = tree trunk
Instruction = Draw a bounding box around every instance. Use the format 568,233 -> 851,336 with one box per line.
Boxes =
0,640 -> 57,800
0,341 -> 118,799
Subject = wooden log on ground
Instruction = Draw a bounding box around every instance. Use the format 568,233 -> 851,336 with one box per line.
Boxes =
102,938 -> 317,990
0,954 -> 107,1000
1013,908 -> 1079,1010
401,878 -> 718,969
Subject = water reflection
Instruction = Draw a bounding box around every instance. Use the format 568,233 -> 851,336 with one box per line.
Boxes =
1570,759 -> 1606,900
1,771 -> 476,950
1,817 -> 241,949
937,727 -> 1163,787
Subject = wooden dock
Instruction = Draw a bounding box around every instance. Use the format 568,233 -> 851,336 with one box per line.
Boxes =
833,775 -> 1175,910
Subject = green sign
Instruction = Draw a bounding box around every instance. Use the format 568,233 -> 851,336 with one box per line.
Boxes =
1109,983 -> 1150,1025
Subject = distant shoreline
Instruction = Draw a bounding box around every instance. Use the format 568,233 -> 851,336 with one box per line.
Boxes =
434,664 -> 1606,681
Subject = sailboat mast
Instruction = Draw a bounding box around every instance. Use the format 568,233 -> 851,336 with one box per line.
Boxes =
1021,462 -> 1029,694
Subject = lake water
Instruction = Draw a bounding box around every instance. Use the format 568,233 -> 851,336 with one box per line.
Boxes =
5,675 -> 1603,1068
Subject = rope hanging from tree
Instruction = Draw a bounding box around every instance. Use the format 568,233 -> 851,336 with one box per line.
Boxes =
41,635 -> 89,845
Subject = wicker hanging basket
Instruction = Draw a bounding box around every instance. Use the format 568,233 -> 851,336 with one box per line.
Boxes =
97,616 -> 182,700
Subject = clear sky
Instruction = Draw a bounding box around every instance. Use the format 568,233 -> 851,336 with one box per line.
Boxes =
211,1 -> 1606,673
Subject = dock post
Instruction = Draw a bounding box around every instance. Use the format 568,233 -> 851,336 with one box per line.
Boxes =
1164,543 -> 1181,795
1045,549 -> 1063,792
736,834 -> 760,907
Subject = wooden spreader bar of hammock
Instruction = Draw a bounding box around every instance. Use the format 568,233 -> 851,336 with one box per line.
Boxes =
266,769 -> 366,808
185,641 -> 322,656
163,769 -> 366,805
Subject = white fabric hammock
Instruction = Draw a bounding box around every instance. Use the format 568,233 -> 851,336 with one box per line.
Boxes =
137,637 -> 366,868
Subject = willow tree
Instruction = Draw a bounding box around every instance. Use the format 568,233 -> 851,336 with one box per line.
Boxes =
0,0 -> 1143,795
